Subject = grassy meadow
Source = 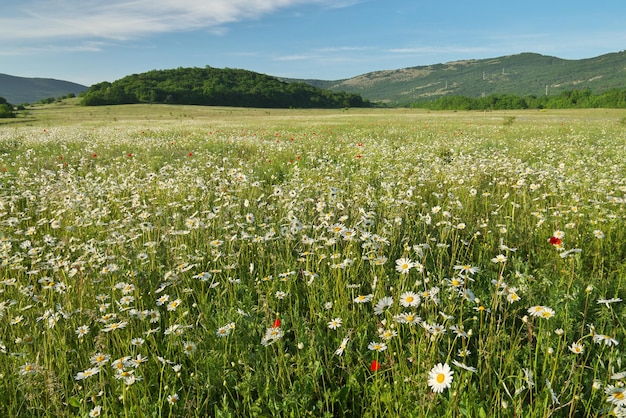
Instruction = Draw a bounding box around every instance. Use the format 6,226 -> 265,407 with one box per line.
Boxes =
1,104 -> 626,417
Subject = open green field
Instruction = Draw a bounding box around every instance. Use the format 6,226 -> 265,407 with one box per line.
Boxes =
1,104 -> 625,417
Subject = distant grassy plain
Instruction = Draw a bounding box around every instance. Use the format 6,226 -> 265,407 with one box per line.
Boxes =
1,102 -> 625,417
4,99 -> 625,126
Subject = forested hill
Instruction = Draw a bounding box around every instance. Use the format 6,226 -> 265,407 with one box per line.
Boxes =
80,67 -> 368,108
285,51 -> 626,104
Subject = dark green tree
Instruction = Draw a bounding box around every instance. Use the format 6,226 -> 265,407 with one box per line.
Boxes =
0,97 -> 15,118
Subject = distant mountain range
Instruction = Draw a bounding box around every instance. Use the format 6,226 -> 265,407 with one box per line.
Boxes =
0,74 -> 88,104
2,51 -> 625,105
283,51 -> 626,104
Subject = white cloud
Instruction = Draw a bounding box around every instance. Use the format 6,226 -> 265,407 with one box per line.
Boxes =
388,46 -> 492,55
0,0 -> 332,43
274,45 -> 370,62
314,46 -> 370,53
274,54 -> 314,61
0,42 -> 108,56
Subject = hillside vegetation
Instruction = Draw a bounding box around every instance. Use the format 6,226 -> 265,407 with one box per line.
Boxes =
411,89 -> 626,110
80,67 -> 368,108
0,96 -> 16,118
289,51 -> 626,104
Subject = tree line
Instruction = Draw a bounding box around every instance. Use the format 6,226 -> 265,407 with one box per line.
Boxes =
409,88 -> 626,110
80,67 -> 368,108
0,96 -> 15,118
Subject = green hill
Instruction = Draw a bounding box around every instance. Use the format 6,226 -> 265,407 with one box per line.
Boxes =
284,51 -> 626,104
0,73 -> 88,104
80,66 -> 368,108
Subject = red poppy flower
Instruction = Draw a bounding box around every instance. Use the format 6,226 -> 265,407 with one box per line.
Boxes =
272,318 -> 281,328
370,359 -> 380,371
549,236 -> 562,245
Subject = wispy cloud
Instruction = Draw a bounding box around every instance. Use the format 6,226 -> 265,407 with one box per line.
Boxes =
274,54 -> 315,61
274,45 -> 371,62
0,0 -> 334,43
314,46 -> 370,53
0,41 -> 108,56
388,46 -> 493,55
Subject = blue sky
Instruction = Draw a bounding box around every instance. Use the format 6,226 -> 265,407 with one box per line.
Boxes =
1,0 -> 625,86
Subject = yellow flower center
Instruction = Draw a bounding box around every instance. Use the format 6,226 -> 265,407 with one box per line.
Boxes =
436,373 -> 445,384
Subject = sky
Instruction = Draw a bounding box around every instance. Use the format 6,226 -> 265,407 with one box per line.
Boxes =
1,0 -> 625,86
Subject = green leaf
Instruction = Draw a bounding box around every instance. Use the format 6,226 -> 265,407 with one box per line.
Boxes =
68,397 -> 81,408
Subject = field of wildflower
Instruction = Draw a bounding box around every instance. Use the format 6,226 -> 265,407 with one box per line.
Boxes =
1,105 -> 625,417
